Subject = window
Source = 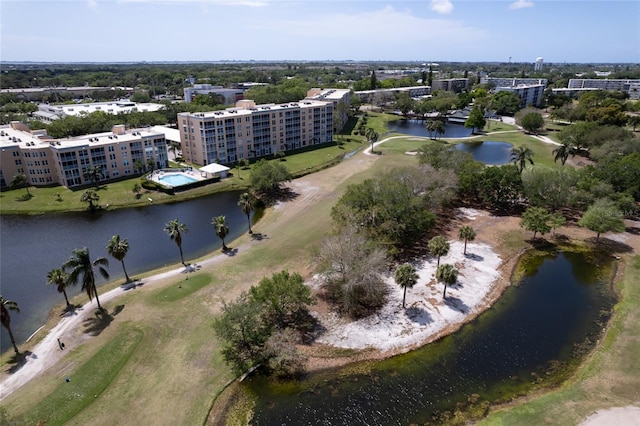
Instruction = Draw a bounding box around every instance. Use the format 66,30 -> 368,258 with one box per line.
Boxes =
108,146 -> 115,152
14,159 -> 21,165
12,151 -> 19,157
40,151 -> 47,157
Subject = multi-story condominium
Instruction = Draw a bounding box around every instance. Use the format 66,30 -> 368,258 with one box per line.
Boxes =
568,79 -> 640,99
183,84 -> 246,104
431,78 -> 469,93
305,88 -> 351,131
494,84 -> 546,108
0,122 -> 168,189
177,98 -> 333,166
33,101 -> 166,123
354,86 -> 431,102
481,77 -> 548,88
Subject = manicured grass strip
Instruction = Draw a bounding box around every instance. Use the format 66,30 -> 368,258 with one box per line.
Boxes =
24,326 -> 143,426
155,273 -> 211,302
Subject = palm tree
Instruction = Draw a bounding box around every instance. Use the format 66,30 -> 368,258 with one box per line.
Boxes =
510,146 -> 534,173
458,225 -> 476,255
1,295 -> 20,354
552,142 -> 575,166
164,219 -> 188,265
46,268 -> 72,308
395,263 -> 419,308
437,264 -> 458,299
106,235 -> 131,282
365,127 -> 379,154
83,165 -> 104,188
426,120 -> 437,139
80,189 -> 100,211
212,215 -> 230,251
63,248 -> 109,310
434,120 -> 446,140
428,236 -> 450,271
9,173 -> 30,197
238,192 -> 253,234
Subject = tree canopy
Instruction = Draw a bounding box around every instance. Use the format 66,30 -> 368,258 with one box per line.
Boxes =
249,159 -> 292,195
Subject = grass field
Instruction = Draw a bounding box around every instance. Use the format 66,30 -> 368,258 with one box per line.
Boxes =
1,114 -> 636,425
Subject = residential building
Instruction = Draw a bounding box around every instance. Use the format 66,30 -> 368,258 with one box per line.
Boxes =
568,79 -> 640,98
494,84 -> 546,108
551,87 -> 601,98
481,77 -> 548,88
34,101 -> 165,123
354,86 -> 431,103
0,122 -> 168,189
183,84 -> 245,104
305,88 -> 351,131
177,99 -> 333,166
431,78 -> 469,93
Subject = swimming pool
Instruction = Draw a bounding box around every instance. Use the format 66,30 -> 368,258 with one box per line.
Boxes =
158,173 -> 198,187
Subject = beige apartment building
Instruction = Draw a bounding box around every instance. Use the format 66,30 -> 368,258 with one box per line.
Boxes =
177,98 -> 333,166
0,122 -> 168,189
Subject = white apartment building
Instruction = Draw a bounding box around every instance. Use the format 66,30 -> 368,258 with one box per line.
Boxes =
354,86 -> 431,102
177,99 -> 333,167
305,88 -> 351,131
183,84 -> 245,104
568,79 -> 640,99
481,77 -> 548,88
0,122 -> 168,189
431,78 -> 469,93
495,84 -> 546,108
34,101 -> 166,123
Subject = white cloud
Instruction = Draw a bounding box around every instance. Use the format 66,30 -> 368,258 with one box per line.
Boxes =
87,0 -> 98,8
509,0 -> 534,10
430,0 -> 453,15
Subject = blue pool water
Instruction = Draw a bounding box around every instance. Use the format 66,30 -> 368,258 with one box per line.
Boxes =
158,173 -> 198,186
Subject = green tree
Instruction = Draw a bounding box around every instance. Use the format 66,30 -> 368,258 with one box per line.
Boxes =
549,212 -> 567,236
249,270 -> 315,330
394,263 -> 419,308
9,173 -> 30,197
552,142 -> 576,166
164,219 -> 188,265
578,199 -> 626,241
434,120 -> 446,140
476,164 -> 523,211
238,192 -> 254,234
458,225 -> 476,255
436,264 -> 458,299
63,247 -> 109,310
132,182 -> 142,199
46,268 -> 71,309
522,168 -> 578,211
0,296 -> 20,354
370,70 -> 378,90
426,120 -> 437,139
520,112 -> 545,134
428,236 -> 450,270
249,159 -> 292,195
628,115 -> 640,132
80,189 -> 100,211
491,91 -> 521,115
106,234 -> 131,282
464,106 -> 486,134
83,165 -> 104,188
365,127 -> 379,154
212,215 -> 230,251
511,146 -> 534,173
520,207 -> 552,240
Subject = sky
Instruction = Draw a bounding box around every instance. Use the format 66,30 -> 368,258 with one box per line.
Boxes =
1,0 -> 639,63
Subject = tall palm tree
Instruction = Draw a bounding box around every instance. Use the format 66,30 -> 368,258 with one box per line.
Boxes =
46,268 -> 71,308
426,120 -> 437,139
106,234 -> 131,282
1,295 -> 20,354
552,142 -> 575,166
510,146 -> 534,173
394,263 -> 419,308
83,165 -> 104,188
9,173 -> 30,197
437,264 -> 458,299
458,225 -> 476,255
212,215 -> 230,251
365,127 -> 379,154
238,192 -> 253,234
428,236 -> 450,271
434,120 -> 446,140
80,189 -> 100,211
164,219 -> 188,265
63,247 -> 109,310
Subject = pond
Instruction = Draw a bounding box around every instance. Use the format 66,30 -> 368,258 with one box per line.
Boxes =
0,191 -> 252,353
244,251 -> 616,425
387,119 -> 473,139
455,141 -> 513,165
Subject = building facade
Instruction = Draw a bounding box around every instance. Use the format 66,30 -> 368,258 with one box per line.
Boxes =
305,88 -> 351,131
177,99 -> 333,166
431,78 -> 469,93
494,84 -> 546,108
568,79 -> 640,99
0,122 -> 168,189
33,101 -> 166,123
183,84 -> 246,104
354,86 -> 431,103
481,77 -> 548,88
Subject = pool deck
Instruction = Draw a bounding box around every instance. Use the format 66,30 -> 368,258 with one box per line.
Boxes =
148,168 -> 207,188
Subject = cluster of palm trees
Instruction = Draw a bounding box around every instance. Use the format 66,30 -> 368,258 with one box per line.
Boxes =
426,119 -> 446,140
394,226 -> 477,308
